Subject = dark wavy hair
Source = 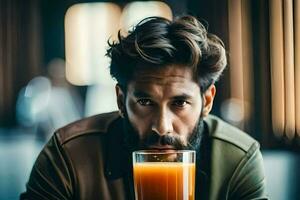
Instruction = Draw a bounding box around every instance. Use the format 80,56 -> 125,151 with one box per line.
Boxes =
106,15 -> 227,93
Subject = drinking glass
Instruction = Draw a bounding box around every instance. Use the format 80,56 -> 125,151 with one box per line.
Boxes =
132,150 -> 196,200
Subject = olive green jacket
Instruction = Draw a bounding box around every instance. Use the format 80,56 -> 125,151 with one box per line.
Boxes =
21,112 -> 268,199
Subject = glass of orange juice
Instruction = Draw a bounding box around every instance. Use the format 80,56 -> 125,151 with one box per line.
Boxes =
132,150 -> 196,200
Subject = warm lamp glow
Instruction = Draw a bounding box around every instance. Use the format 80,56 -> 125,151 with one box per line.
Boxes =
65,3 -> 121,86
120,1 -> 172,33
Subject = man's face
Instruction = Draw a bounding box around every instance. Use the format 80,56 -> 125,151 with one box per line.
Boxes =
117,65 -> 215,150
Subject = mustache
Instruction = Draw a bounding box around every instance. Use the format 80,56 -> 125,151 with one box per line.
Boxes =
141,131 -> 187,150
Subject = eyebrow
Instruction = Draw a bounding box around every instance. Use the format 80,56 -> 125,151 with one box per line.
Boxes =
133,91 -> 151,98
172,94 -> 193,100
133,91 -> 193,100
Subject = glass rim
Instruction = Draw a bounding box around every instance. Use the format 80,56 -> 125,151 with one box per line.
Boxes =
133,150 -> 196,155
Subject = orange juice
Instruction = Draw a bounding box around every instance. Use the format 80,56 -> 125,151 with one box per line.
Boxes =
133,162 -> 195,200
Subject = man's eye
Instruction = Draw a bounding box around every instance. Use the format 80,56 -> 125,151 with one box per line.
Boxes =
137,99 -> 154,106
172,100 -> 188,107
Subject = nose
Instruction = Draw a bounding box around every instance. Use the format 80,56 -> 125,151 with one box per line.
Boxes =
151,108 -> 173,135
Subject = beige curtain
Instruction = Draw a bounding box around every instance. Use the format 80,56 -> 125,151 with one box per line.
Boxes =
269,0 -> 299,139
269,0 -> 286,137
228,0 -> 300,140
295,0 -> 300,138
228,0 -> 253,130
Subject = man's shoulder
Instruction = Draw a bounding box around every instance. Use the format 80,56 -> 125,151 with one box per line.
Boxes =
204,115 -> 267,199
204,114 -> 258,153
55,111 -> 120,145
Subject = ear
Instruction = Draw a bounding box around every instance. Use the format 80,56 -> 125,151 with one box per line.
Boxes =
115,84 -> 126,117
202,84 -> 216,117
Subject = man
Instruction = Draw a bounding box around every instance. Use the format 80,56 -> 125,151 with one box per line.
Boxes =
21,16 -> 268,199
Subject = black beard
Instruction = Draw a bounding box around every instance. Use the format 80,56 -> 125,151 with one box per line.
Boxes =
122,114 -> 204,153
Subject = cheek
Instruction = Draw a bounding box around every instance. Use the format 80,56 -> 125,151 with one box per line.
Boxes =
174,116 -> 197,135
125,99 -> 152,138
174,105 -> 202,137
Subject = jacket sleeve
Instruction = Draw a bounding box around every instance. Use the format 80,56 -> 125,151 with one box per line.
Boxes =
20,132 -> 75,200
228,142 -> 269,200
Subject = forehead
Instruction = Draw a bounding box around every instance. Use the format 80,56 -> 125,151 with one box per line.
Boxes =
127,65 -> 200,97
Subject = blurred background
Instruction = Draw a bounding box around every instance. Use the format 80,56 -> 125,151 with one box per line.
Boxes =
0,0 -> 299,199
